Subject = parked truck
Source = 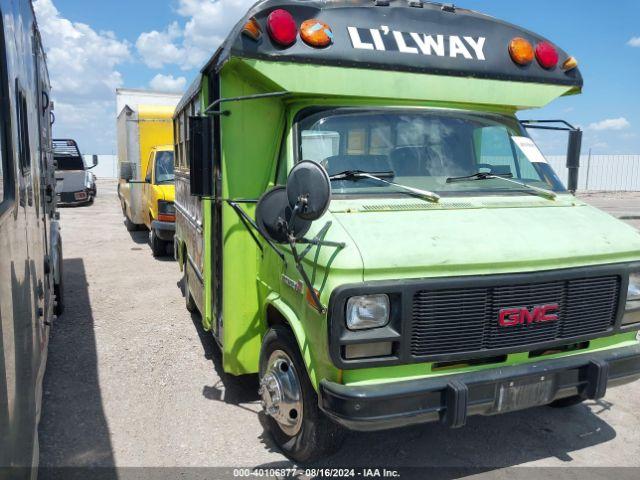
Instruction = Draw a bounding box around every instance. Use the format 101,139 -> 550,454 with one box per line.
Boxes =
53,138 -> 98,206
174,0 -> 640,462
116,89 -> 181,257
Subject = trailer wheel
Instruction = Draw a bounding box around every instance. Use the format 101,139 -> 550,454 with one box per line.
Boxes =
150,228 -> 166,257
54,240 -> 64,316
259,326 -> 344,463
182,261 -> 197,313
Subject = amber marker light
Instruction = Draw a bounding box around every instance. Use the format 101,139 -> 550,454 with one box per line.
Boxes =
509,37 -> 535,66
300,19 -> 333,48
562,56 -> 579,71
242,17 -> 262,41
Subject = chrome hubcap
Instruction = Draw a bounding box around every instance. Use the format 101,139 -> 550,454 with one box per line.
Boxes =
259,350 -> 303,436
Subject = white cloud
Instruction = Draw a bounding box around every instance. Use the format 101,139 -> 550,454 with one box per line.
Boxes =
33,0 -> 131,153
628,37 -> 640,47
149,74 -> 187,93
588,117 -> 631,131
136,22 -> 184,68
136,0 -> 255,70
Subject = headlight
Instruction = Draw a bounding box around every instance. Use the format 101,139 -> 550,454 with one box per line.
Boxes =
346,294 -> 390,330
623,272 -> 640,326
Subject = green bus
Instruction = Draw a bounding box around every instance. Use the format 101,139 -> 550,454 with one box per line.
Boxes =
173,0 -> 640,462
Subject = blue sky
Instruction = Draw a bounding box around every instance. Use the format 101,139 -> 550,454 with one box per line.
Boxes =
34,0 -> 640,155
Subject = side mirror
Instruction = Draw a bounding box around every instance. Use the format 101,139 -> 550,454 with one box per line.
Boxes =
188,116 -> 213,197
120,162 -> 134,182
566,129 -> 582,193
92,154 -> 99,167
256,161 -> 331,244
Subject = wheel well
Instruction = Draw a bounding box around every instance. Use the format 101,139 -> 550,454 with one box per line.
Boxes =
266,304 -> 293,332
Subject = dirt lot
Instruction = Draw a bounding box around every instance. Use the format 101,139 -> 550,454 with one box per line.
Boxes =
38,181 -> 640,476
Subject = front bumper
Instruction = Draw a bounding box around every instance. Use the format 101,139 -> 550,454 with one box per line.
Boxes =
57,189 -> 92,206
319,343 -> 640,432
151,220 -> 175,241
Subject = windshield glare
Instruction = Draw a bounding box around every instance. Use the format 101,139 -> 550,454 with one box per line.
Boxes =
155,151 -> 175,184
298,109 -> 565,197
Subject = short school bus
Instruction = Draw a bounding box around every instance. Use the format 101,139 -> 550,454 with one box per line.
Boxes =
172,0 -> 640,462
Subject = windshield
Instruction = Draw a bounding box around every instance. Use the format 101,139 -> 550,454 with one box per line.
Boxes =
298,109 -> 566,197
55,156 -> 85,171
154,151 -> 175,184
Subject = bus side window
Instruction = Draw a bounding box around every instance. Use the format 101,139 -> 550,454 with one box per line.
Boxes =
15,83 -> 31,175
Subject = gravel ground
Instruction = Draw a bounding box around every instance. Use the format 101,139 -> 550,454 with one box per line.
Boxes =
38,181 -> 640,476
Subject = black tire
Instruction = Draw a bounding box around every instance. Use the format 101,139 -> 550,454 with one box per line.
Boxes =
53,243 -> 64,316
549,395 -> 585,408
260,326 -> 344,463
183,262 -> 197,313
124,214 -> 138,232
150,228 -> 167,257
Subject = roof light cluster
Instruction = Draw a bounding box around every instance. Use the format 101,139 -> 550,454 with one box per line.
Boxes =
508,37 -> 577,72
242,9 -> 333,49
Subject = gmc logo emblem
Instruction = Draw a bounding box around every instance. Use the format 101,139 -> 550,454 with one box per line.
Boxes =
498,304 -> 560,327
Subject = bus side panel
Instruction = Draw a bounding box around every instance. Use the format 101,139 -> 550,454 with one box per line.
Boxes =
218,66 -> 285,375
174,90 -> 207,324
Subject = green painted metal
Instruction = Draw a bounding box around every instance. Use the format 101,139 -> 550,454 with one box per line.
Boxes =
242,59 -> 576,111
342,333 -> 640,386
196,56 -> 640,390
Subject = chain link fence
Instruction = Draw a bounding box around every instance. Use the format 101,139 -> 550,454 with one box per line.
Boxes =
548,154 -> 640,192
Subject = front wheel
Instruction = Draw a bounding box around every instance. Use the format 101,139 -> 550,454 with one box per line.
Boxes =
259,326 -> 344,463
150,228 -> 167,257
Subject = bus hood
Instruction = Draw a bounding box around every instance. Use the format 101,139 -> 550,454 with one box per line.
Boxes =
56,170 -> 90,193
329,201 -> 640,281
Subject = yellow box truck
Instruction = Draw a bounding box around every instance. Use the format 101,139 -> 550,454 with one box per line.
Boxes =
116,89 -> 182,256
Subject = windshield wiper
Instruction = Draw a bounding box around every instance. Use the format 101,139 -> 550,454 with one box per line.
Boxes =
446,172 -> 557,200
330,170 -> 440,203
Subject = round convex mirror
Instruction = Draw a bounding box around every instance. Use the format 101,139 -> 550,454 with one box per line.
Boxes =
256,186 -> 311,244
286,160 -> 331,221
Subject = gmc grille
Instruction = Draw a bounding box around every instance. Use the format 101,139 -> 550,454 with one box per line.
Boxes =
411,275 -> 621,357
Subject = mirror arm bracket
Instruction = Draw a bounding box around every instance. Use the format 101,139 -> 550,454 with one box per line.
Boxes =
204,91 -> 291,116
227,200 -> 286,264
287,236 -> 326,314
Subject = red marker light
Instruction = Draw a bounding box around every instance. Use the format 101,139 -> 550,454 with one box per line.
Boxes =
535,42 -> 559,69
267,9 -> 297,47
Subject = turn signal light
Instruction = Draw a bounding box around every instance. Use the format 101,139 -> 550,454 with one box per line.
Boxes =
266,9 -> 297,47
509,37 -> 534,66
242,17 -> 262,41
535,42 -> 559,69
158,214 -> 175,222
300,19 -> 333,48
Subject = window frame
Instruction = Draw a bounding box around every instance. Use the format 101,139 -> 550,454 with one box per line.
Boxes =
0,10 -> 14,213
294,106 -> 566,198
